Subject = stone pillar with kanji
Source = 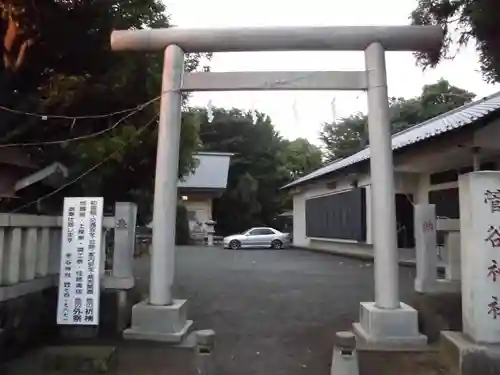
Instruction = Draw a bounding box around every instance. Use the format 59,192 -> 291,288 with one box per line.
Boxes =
459,171 -> 500,343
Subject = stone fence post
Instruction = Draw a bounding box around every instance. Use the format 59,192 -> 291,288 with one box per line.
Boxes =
110,202 -> 137,289
330,331 -> 359,375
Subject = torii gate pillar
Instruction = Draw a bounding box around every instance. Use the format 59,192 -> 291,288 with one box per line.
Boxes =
111,25 -> 443,345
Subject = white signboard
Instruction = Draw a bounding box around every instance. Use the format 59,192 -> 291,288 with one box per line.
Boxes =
56,197 -> 104,325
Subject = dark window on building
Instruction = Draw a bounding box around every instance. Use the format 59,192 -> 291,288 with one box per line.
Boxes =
395,194 -> 415,249
482,161 -> 497,171
430,162 -> 497,185
459,161 -> 496,175
430,169 -> 458,185
305,188 -> 366,242
428,188 -> 460,219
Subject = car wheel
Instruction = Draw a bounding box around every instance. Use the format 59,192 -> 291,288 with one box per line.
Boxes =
271,240 -> 283,249
229,240 -> 241,250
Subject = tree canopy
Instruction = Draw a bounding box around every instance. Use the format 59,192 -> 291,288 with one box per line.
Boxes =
281,138 -> 323,180
411,0 -> 500,83
193,107 -> 322,235
0,1 -> 204,221
319,79 -> 475,162
0,1 -> 321,229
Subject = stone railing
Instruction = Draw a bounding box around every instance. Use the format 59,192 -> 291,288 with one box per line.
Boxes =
0,202 -> 137,304
414,204 -> 461,294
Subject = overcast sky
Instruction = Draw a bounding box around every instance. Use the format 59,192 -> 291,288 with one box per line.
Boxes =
162,0 -> 499,144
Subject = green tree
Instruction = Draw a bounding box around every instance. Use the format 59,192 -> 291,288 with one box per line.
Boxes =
281,138 -> 323,180
319,79 -> 475,161
193,107 -> 317,234
320,114 -> 367,161
410,0 -> 500,83
196,107 -> 287,234
0,1 -> 204,221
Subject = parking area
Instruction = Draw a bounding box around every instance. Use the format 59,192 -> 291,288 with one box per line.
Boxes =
134,246 -> 416,375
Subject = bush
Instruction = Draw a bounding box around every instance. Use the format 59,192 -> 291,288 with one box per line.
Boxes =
176,204 -> 190,245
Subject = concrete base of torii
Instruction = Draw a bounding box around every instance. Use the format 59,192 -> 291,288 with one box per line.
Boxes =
123,300 -> 193,343
353,302 -> 427,349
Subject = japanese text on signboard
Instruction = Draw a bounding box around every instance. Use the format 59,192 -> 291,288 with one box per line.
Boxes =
56,197 -> 103,325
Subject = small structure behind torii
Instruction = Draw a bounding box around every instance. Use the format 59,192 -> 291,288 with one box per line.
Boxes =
110,25 -> 444,345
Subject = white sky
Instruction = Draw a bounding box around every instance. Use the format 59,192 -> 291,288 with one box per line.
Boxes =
163,0 -> 500,144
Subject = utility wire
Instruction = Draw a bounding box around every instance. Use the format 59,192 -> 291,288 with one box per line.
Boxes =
0,69 -> 327,120
9,113 -> 159,213
5,70 -> 351,211
0,76 -> 479,122
0,96 -> 160,148
0,98 -> 154,120
0,71 -> 319,148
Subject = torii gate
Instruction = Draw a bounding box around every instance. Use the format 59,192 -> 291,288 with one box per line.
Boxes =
111,25 -> 443,345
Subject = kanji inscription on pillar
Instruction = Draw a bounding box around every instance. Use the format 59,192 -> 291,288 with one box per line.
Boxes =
485,189 -> 500,213
488,260 -> 500,282
422,220 -> 434,232
489,296 -> 500,319
459,172 -> 500,343
485,225 -> 500,247
485,209 -> 500,321
56,197 -> 104,325
480,184 -> 500,326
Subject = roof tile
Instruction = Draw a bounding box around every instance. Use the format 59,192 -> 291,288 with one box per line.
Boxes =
283,91 -> 500,189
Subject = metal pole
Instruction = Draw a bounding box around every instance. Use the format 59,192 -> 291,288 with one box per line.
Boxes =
149,44 -> 184,306
365,42 -> 399,309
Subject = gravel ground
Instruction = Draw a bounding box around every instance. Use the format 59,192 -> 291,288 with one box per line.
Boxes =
133,246 -> 417,375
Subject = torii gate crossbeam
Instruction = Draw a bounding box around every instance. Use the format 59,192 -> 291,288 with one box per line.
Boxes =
111,25 -> 443,346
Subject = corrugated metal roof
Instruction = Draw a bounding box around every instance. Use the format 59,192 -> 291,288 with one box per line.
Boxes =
283,90 -> 500,189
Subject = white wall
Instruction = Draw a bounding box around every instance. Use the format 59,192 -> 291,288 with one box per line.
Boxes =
291,117 -> 500,258
292,164 -> 500,259
292,174 -> 373,250
291,170 -> 439,258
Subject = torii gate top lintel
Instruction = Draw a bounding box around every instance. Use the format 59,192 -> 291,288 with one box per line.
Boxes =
110,25 -> 444,53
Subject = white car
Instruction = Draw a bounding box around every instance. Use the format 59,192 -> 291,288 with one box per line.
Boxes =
223,227 -> 291,250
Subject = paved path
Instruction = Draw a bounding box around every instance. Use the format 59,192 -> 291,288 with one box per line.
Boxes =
134,246 -> 417,375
